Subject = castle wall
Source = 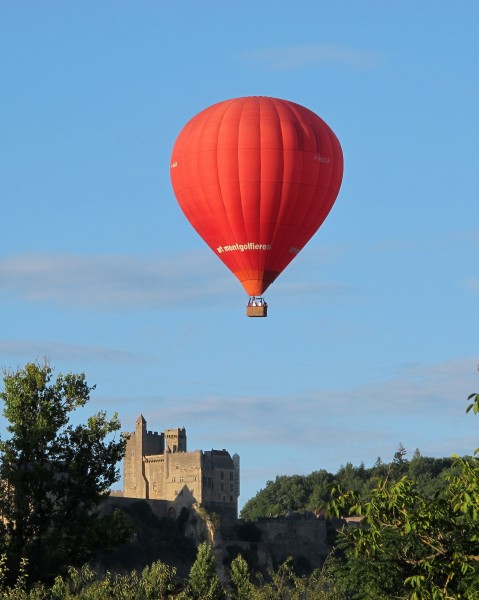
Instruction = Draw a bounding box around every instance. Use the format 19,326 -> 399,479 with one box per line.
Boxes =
254,516 -> 327,546
145,450 -> 203,503
251,515 -> 329,568
144,430 -> 164,455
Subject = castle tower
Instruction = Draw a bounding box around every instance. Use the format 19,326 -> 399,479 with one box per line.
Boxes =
123,415 -> 149,498
134,414 -> 148,498
164,427 -> 186,453
135,414 -> 146,452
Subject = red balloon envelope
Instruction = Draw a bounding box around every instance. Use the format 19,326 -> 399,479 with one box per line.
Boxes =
170,96 -> 343,297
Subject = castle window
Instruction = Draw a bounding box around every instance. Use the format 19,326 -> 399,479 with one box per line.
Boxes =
230,472 -> 233,480
230,496 -> 233,502
172,477 -> 175,482
220,471 -> 224,480
229,483 -> 233,492
179,476 -> 184,482
220,483 -> 224,491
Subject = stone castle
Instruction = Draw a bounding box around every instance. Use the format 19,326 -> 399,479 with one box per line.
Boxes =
107,415 -> 331,575
116,415 -> 240,523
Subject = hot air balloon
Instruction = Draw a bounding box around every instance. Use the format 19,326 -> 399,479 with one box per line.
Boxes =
170,96 -> 343,317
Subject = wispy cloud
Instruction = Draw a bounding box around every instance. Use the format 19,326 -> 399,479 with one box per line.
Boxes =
0,340 -> 142,366
0,252 -> 232,310
128,356 -> 479,460
238,43 -> 384,71
0,251 -> 351,311
460,276 -> 479,292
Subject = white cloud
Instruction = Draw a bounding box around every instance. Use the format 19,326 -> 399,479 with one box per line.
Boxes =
0,340 -> 142,366
460,276 -> 479,292
110,356 -> 479,506
124,356 -> 479,458
0,251 -> 351,311
0,252 -> 233,310
238,43 -> 384,71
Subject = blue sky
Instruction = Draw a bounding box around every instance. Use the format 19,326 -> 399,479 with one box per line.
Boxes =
1,1 -> 478,510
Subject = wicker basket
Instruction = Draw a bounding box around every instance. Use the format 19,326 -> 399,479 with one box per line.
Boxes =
246,305 -> 268,318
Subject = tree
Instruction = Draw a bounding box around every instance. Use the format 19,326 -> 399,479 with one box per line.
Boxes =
251,557 -> 346,600
335,463 -> 365,495
184,542 -> 225,600
393,442 -> 407,465
139,560 -> 178,599
412,448 -> 422,461
0,361 -> 128,584
328,392 -> 479,599
230,554 -> 254,600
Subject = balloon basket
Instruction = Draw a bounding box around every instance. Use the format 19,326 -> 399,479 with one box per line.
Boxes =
246,305 -> 268,317
246,298 -> 268,317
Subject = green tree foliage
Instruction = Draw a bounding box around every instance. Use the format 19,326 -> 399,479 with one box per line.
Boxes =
240,457 -> 455,522
0,559 -> 177,599
253,558 -> 308,599
183,542 -> 225,600
393,442 -> 407,464
0,553 -> 348,599
253,557 -> 345,600
241,471 -> 335,521
230,554 -> 254,600
327,392 -> 479,599
0,361 -> 128,585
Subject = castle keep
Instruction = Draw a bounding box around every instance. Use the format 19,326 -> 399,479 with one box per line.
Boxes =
121,415 -> 240,522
